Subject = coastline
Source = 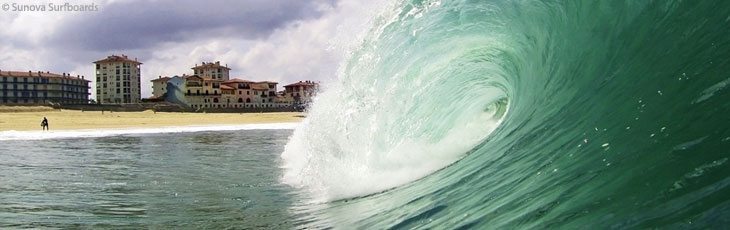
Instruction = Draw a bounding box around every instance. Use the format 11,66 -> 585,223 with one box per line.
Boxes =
0,108 -> 304,131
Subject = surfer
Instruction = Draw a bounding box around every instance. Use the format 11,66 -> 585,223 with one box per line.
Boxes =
41,117 -> 49,131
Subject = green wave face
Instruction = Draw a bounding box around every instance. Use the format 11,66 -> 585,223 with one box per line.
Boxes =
282,0 -> 730,228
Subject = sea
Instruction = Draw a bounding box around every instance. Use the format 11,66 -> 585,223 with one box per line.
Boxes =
3,0 -> 730,228
0,127 -> 301,229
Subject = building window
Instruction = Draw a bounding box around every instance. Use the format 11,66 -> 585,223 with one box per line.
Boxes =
213,98 -> 219,103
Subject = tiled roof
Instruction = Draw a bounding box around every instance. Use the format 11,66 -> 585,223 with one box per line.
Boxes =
224,78 -> 254,83
203,78 -> 223,82
251,84 -> 270,90
183,75 -> 203,80
220,85 -> 235,90
93,55 -> 142,64
191,61 -> 231,70
0,70 -> 91,82
284,81 -> 318,87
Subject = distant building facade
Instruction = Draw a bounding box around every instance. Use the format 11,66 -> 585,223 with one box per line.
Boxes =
94,55 -> 142,104
0,70 -> 90,105
282,81 -> 319,104
151,76 -> 171,99
150,62 -> 287,109
182,77 -> 281,109
192,61 -> 230,81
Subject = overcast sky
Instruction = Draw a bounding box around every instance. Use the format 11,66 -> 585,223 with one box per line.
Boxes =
0,0 -> 381,97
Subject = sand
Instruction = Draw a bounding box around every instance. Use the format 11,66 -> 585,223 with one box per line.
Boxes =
0,107 -> 304,131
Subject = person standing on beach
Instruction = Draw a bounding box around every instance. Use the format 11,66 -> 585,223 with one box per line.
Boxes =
41,117 -> 49,131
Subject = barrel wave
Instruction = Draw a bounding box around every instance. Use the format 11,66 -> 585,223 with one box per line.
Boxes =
281,0 -> 730,228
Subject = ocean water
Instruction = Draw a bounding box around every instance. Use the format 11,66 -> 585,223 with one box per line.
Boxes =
3,0 -> 730,228
0,129 -> 298,228
281,0 -> 730,228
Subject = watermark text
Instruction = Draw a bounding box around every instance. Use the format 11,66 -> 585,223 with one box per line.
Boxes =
2,2 -> 99,12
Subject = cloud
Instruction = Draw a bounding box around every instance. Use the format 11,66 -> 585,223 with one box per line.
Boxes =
0,0 -> 386,98
51,0 -> 334,51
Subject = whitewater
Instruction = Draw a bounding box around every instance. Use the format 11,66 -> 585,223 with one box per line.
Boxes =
280,0 -> 730,228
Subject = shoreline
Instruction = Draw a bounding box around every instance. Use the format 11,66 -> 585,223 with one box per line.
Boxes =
0,122 -> 300,141
0,108 -> 305,132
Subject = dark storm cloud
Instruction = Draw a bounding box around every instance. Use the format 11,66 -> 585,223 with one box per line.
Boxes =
51,0 -> 333,51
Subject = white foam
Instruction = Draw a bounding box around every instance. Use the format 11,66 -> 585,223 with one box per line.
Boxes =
280,80 -> 507,202
0,123 -> 299,141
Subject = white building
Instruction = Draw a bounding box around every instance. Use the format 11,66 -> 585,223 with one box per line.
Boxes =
94,55 -> 142,104
192,61 -> 230,81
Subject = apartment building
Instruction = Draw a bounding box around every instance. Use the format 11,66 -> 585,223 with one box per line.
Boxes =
182,76 -> 280,109
191,61 -> 230,81
0,70 -> 90,105
282,81 -> 319,104
151,61 -> 286,109
94,55 -> 142,104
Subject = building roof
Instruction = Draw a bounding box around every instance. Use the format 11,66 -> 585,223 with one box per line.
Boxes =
284,81 -> 318,87
191,61 -> 231,70
151,76 -> 171,82
203,78 -> 223,82
0,70 -> 91,82
183,75 -> 203,80
224,78 -> 254,83
93,55 -> 142,64
257,81 -> 278,84
220,85 -> 235,90
251,84 -> 270,90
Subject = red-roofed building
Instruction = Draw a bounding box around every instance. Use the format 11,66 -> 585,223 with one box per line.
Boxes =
94,54 -> 142,104
283,80 -> 319,104
192,61 -> 230,81
0,70 -> 90,104
148,61 -> 295,110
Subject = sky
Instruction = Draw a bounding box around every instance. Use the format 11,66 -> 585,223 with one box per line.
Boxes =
0,0 -> 382,98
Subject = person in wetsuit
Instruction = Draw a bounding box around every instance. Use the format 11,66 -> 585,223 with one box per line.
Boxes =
41,117 -> 49,131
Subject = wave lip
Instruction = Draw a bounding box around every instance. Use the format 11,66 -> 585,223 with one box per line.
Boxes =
0,122 -> 300,141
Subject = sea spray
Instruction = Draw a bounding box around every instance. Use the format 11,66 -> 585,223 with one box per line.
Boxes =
281,0 -> 510,200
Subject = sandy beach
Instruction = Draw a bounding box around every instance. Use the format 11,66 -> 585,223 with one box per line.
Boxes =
0,106 -> 304,131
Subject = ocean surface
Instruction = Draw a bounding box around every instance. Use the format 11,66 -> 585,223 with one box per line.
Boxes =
0,129 -> 299,228
3,0 -> 730,228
